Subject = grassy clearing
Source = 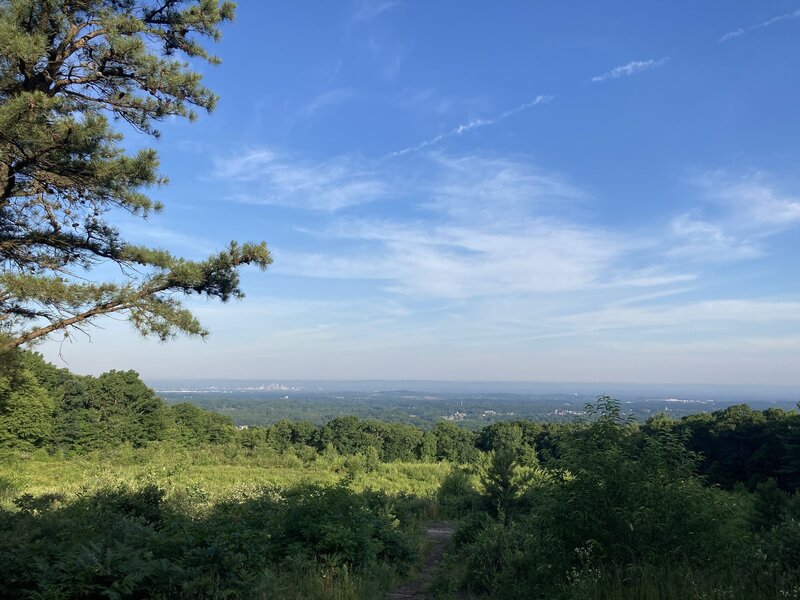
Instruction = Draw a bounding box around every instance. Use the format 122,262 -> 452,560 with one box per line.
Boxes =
0,446 -> 446,600
0,443 -> 450,508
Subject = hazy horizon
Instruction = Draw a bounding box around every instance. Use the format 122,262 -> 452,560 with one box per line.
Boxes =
145,377 -> 800,402
38,2 -> 800,385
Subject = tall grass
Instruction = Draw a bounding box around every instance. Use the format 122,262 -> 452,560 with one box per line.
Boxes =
0,443 -> 450,509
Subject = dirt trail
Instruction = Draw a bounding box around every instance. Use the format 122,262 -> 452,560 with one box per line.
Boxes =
387,521 -> 455,599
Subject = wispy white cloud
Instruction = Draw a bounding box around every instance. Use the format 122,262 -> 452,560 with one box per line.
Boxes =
362,36 -> 411,81
719,9 -> 800,43
552,300 -> 800,335
297,88 -> 354,118
695,172 -> 800,228
425,154 -> 584,221
212,148 -> 387,211
351,0 -> 400,24
213,148 -> 800,369
259,154 -> 798,306
389,88 -> 453,115
606,287 -> 695,308
274,155 -> 680,300
668,213 -> 762,262
279,219 -> 622,299
667,171 -> 800,262
605,269 -> 698,289
591,57 -> 669,83
387,96 -> 553,157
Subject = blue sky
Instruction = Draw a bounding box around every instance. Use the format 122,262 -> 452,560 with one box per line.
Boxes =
41,1 -> 800,385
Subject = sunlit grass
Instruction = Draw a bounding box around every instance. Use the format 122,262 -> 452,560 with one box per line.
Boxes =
0,443 -> 450,508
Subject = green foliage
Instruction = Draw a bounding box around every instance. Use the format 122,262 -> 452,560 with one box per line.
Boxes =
6,353 -> 800,600
167,402 -> 236,446
435,396 -> 799,599
476,420 -> 543,466
477,448 -> 540,522
750,478 -> 789,532
0,352 -> 54,449
54,370 -> 166,451
381,422 -> 425,461
259,419 -> 322,455
758,517 -> 800,595
0,482 -> 423,599
436,466 -> 479,518
0,0 -> 270,349
548,405 -> 731,568
431,421 -> 478,463
321,415 -> 382,456
0,350 -> 241,452
89,370 -> 168,446
678,404 -> 800,491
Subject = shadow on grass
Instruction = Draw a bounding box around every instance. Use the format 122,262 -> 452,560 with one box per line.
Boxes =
0,482 -> 427,599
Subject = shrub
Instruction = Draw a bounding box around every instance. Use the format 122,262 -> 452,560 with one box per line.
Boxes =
0,482 -> 421,599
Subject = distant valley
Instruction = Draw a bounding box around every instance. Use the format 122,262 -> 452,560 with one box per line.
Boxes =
152,380 -> 800,428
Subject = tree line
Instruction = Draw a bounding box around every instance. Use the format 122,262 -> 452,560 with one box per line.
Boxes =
4,353 -> 800,598
3,351 -> 800,495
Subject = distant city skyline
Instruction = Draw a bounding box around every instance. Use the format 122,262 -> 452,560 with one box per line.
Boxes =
40,1 -> 800,385
145,378 -> 800,403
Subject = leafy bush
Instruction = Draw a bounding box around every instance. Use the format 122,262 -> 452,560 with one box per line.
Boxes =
437,466 -> 480,518
0,482 -> 421,599
435,396 -> 777,599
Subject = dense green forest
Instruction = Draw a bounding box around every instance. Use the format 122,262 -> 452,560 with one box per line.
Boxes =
2,350 -> 800,598
160,390 -> 586,430
162,389 -> 753,430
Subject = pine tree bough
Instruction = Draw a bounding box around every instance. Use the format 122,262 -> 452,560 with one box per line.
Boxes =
0,1 -> 272,351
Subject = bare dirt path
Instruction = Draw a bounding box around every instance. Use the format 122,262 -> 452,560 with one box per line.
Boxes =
387,521 -> 456,599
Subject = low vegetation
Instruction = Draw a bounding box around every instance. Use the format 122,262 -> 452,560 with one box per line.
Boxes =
2,351 -> 800,598
434,396 -> 800,599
